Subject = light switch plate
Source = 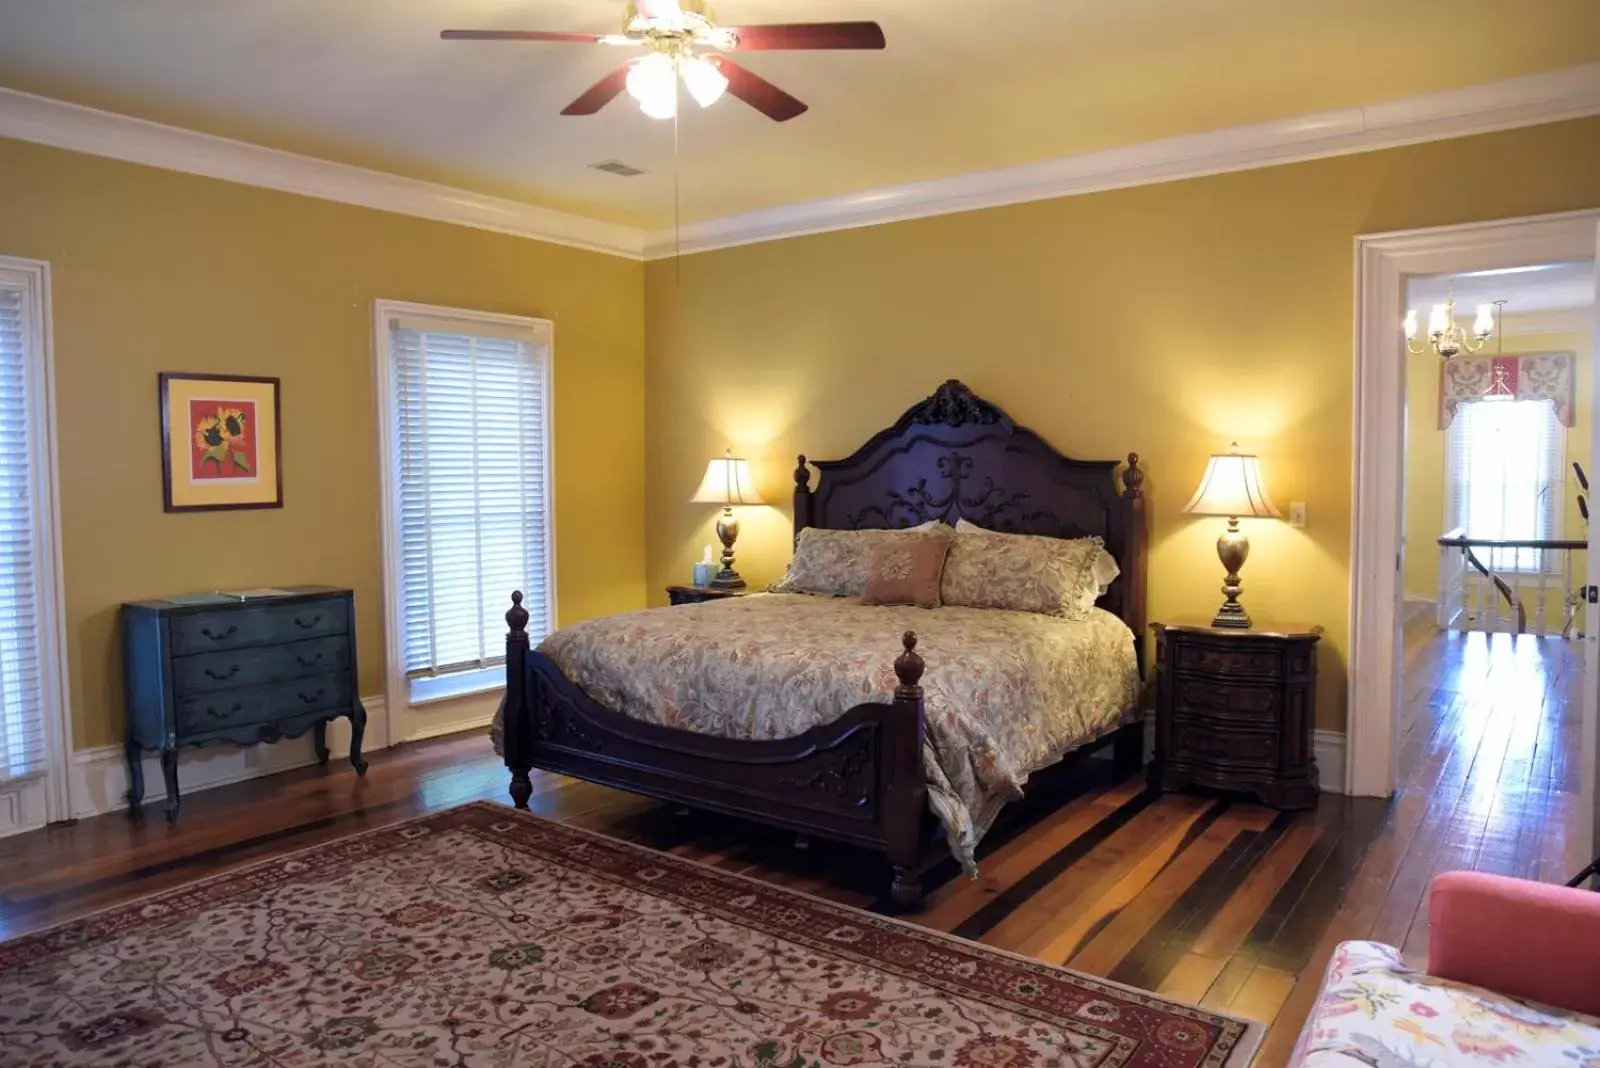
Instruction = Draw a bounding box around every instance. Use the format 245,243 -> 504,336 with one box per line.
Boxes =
1289,501 -> 1307,528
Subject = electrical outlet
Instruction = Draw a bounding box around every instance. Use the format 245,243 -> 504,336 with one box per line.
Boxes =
1288,501 -> 1307,528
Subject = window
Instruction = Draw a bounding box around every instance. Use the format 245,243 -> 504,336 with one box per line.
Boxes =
377,303 -> 554,704
1445,398 -> 1565,573
0,259 -> 65,793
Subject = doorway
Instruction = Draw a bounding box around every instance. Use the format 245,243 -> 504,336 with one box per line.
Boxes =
1349,209 -> 1600,887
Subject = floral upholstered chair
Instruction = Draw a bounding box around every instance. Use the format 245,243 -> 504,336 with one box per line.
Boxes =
1291,871 -> 1600,1066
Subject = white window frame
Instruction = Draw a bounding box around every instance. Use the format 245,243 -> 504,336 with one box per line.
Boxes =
1443,394 -> 1566,575
0,256 -> 72,834
372,300 -> 556,737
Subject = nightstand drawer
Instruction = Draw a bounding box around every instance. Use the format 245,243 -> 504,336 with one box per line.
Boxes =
1171,722 -> 1278,768
1173,641 -> 1282,679
169,599 -> 347,655
176,673 -> 352,735
1172,677 -> 1281,724
172,636 -> 351,696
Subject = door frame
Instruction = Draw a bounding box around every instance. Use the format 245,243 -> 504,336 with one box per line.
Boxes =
0,255 -> 72,834
1348,208 -> 1600,802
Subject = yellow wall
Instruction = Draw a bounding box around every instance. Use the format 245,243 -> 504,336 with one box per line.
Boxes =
1403,327 -> 1595,602
0,137 -> 647,749
643,117 -> 1600,731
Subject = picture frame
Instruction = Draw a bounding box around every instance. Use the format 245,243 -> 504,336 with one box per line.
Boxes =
158,372 -> 283,512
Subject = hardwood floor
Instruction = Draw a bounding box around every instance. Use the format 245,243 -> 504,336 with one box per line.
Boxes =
0,618 -> 1587,1066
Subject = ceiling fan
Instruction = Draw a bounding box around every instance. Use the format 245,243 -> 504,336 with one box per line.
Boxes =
441,0 -> 885,123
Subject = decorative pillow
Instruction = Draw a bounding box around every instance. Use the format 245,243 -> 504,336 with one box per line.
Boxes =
941,525 -> 1105,617
860,528 -> 954,609
954,519 -> 1119,608
768,522 -> 944,597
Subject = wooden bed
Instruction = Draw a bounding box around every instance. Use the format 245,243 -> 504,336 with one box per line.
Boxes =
501,380 -> 1147,907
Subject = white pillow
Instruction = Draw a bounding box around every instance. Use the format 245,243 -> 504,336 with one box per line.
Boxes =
953,518 -> 1119,610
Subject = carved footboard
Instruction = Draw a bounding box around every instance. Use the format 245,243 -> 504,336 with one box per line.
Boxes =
502,592 -> 933,905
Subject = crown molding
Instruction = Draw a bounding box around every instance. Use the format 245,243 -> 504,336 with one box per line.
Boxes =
3,63 -> 1598,264
1501,307 -> 1594,337
642,62 -> 1600,258
0,88 -> 647,259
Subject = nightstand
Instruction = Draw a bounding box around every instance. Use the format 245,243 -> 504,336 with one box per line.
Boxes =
1151,620 -> 1322,809
666,585 -> 750,606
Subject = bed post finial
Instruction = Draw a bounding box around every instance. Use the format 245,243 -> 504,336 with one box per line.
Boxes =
793,455 -> 809,490
1122,453 -> 1144,499
507,590 -> 529,638
893,631 -> 924,699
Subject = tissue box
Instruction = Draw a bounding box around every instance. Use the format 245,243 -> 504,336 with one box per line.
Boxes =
692,562 -> 715,587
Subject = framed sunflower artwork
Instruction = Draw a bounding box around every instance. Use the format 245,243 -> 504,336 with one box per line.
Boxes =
158,372 -> 283,512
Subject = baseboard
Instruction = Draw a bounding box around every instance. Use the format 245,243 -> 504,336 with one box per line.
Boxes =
1314,729 -> 1347,794
68,695 -> 387,820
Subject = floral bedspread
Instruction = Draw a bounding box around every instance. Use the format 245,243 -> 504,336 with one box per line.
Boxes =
494,593 -> 1140,872
1291,940 -> 1600,1066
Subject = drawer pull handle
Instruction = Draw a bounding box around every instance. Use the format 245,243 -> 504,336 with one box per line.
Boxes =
296,688 -> 327,705
201,625 -> 238,642
293,615 -> 322,630
204,665 -> 241,681
295,652 -> 324,667
205,701 -> 245,720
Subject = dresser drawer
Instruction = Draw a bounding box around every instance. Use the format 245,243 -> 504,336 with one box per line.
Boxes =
171,635 -> 351,696
169,599 -> 347,655
1172,677 -> 1281,724
176,673 -> 352,735
1171,721 -> 1278,769
1173,640 -> 1282,679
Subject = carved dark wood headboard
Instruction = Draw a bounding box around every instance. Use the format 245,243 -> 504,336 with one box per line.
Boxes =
792,380 -> 1148,665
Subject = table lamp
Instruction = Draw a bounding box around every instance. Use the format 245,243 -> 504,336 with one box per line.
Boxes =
1182,444 -> 1281,629
691,449 -> 764,589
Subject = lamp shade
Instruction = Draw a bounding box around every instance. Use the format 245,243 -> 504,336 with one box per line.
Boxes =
1182,448 -> 1280,519
690,451 -> 764,506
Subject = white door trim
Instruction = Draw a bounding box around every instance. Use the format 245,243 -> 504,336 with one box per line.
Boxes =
0,255 -> 72,832
1348,208 -> 1600,798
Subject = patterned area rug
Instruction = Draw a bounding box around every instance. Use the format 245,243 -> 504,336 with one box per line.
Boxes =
0,802 -> 1262,1067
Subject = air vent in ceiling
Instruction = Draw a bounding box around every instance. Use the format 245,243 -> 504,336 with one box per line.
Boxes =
589,159 -> 646,177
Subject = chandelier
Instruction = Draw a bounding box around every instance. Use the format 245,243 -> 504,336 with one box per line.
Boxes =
1403,283 -> 1502,359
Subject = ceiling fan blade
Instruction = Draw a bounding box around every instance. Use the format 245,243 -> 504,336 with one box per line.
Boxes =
441,29 -> 611,44
561,64 -> 632,116
714,57 -> 807,122
721,21 -> 885,51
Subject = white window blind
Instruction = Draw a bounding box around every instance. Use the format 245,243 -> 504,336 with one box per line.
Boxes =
1445,398 -> 1565,574
388,311 -> 553,701
0,276 -> 48,780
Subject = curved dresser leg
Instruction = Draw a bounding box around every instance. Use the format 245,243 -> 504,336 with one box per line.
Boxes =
348,704 -> 368,775
312,721 -> 330,766
125,740 -> 146,818
160,749 -> 180,824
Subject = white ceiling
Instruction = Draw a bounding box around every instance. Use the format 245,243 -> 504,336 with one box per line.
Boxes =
1,1 -> 1598,227
1408,261 -> 1596,319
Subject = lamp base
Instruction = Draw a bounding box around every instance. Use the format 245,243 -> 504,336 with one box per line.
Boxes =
711,507 -> 745,590
1211,603 -> 1253,629
709,569 -> 747,590
1212,517 -> 1253,630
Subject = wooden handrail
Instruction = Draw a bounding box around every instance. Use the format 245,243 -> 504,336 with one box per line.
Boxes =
1437,532 -> 1586,551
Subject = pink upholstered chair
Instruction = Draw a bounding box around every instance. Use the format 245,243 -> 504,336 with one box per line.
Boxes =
1291,872 -> 1600,1066
1429,870 -> 1600,1017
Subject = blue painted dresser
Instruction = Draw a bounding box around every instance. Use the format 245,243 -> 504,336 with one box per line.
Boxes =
121,585 -> 368,821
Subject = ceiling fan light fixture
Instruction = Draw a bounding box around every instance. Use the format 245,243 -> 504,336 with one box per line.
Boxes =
680,55 -> 728,107
625,52 -> 678,118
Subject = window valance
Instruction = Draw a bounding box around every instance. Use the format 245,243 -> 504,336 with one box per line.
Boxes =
1438,351 -> 1575,430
